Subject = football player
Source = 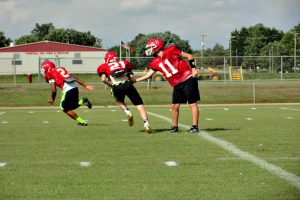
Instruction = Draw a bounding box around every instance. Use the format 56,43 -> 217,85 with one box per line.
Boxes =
97,52 -> 152,133
135,38 -> 200,133
41,60 -> 94,126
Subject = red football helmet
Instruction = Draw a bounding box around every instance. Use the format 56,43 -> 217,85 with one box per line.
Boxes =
104,52 -> 118,63
145,38 -> 165,56
41,60 -> 56,73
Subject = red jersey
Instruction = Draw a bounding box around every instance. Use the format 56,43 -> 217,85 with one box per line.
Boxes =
97,60 -> 133,77
148,45 -> 192,87
45,67 -> 73,89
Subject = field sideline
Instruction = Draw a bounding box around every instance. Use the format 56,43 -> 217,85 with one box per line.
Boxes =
1,104 -> 300,199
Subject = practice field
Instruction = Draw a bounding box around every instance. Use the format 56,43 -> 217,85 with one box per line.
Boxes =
0,105 -> 300,199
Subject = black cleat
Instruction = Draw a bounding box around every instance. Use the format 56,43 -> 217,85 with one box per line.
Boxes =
77,122 -> 88,126
83,97 -> 92,109
188,126 -> 199,133
169,126 -> 179,133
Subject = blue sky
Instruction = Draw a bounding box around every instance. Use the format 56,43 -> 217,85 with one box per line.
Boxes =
1,0 -> 299,50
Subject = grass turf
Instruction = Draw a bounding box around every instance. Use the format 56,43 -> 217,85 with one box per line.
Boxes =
0,105 -> 299,199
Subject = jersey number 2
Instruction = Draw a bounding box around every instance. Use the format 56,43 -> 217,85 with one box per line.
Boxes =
158,59 -> 178,78
57,68 -> 70,78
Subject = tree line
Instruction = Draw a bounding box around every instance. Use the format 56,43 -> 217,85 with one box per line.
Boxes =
0,22 -> 299,71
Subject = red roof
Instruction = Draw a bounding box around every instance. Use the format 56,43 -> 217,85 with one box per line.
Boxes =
0,41 -> 106,52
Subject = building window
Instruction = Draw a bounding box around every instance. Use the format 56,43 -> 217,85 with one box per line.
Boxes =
72,60 -> 83,64
74,53 -> 81,58
12,60 -> 22,65
13,53 -> 20,59
73,53 -> 82,64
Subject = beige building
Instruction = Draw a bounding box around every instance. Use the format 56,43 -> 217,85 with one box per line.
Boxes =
0,40 -> 106,75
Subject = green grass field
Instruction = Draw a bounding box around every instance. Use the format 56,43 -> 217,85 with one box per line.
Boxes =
1,105 -> 299,199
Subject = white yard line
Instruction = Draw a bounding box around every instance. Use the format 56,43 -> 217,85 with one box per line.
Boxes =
0,112 -> 6,116
148,111 -> 300,189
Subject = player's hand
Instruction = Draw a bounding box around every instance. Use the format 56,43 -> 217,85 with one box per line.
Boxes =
192,68 -> 198,78
130,78 -> 137,83
86,85 -> 95,91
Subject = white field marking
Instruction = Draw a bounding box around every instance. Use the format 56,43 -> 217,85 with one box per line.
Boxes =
28,111 -> 34,114
0,112 -> 6,116
122,119 -> 127,122
216,157 -> 241,160
80,162 -> 92,167
205,118 -> 214,121
217,157 -> 300,161
164,161 -> 177,167
147,111 -> 300,189
111,110 -> 116,112
286,117 -> 294,120
279,107 -> 288,110
245,117 -> 253,120
2,121 -> 8,124
251,107 -> 257,110
43,121 -> 49,124
223,108 -> 229,111
0,163 -> 7,168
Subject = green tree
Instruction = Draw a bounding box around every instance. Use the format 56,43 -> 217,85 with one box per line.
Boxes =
44,28 -> 102,47
31,23 -> 55,40
0,31 -> 11,47
233,24 -> 284,69
15,35 -> 39,45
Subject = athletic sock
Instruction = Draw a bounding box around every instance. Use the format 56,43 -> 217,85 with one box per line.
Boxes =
124,108 -> 131,116
76,117 -> 85,123
144,120 -> 150,126
78,99 -> 84,106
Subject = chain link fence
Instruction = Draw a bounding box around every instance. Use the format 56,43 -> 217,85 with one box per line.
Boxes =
0,56 -> 299,104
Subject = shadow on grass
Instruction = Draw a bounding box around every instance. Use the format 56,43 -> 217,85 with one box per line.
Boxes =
138,127 -> 239,134
202,128 -> 240,132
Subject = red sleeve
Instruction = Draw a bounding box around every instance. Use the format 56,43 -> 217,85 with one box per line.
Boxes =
166,45 -> 181,57
123,60 -> 133,70
97,64 -> 107,76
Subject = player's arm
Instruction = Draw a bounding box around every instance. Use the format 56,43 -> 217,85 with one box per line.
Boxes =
128,74 -> 136,83
135,69 -> 156,82
181,51 -> 198,77
100,74 -> 113,87
72,75 -> 94,91
48,81 -> 57,105
126,69 -> 136,83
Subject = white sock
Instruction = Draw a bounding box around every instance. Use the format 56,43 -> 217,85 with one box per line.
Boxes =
144,120 -> 150,127
124,108 -> 131,116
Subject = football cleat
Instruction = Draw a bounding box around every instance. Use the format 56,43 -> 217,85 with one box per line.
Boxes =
188,126 -> 199,133
83,97 -> 92,109
144,124 -> 152,134
169,126 -> 179,133
77,122 -> 88,126
128,113 -> 134,126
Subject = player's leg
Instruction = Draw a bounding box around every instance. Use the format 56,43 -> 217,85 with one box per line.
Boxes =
170,84 -> 186,132
136,104 -> 152,133
126,82 -> 152,133
170,103 -> 180,130
61,88 -> 88,126
184,77 -> 200,133
78,97 -> 92,109
111,84 -> 134,126
189,102 -> 199,125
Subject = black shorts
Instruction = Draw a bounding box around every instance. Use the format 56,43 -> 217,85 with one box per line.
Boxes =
60,87 -> 80,111
111,81 -> 144,106
172,76 -> 200,104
